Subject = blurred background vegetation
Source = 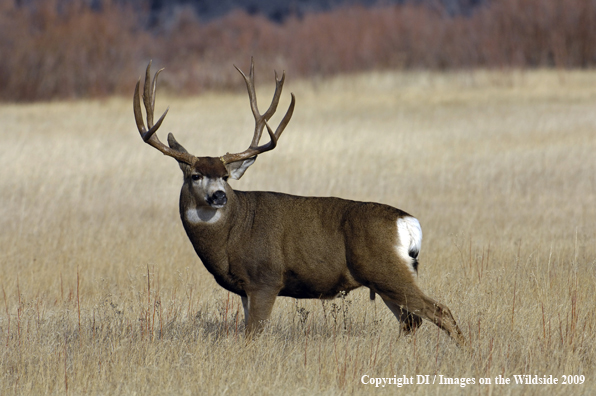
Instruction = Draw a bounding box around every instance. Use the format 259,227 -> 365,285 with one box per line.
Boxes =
1,0 -> 595,101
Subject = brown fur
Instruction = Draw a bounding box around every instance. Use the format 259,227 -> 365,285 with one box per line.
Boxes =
178,173 -> 465,344
134,60 -> 465,345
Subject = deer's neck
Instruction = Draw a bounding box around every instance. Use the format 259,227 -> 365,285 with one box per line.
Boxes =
178,187 -> 251,294
180,185 -> 241,256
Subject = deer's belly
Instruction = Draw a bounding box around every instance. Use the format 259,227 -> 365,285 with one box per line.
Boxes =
278,269 -> 361,299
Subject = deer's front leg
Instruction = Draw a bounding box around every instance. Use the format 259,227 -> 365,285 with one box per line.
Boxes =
244,288 -> 278,338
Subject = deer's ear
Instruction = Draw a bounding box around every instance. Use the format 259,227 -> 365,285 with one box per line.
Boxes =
168,133 -> 191,172
167,133 -> 189,153
225,157 -> 256,180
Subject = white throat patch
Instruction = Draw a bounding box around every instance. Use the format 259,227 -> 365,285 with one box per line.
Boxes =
185,207 -> 222,224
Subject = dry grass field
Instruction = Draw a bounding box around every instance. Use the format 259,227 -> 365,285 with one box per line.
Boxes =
0,69 -> 595,395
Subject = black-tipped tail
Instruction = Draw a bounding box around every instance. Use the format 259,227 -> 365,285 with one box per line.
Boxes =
409,247 -> 419,274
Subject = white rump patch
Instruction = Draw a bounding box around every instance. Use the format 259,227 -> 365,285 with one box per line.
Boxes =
396,216 -> 422,277
185,207 -> 222,224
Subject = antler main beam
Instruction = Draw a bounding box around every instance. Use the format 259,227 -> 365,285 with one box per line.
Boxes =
133,61 -> 196,165
220,58 -> 296,165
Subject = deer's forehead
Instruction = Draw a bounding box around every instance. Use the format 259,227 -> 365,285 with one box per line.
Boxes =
193,157 -> 228,177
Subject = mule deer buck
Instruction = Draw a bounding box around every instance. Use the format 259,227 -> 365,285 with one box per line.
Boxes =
133,60 -> 465,345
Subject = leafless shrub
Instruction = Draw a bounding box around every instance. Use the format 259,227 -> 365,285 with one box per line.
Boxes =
1,0 -> 596,101
0,0 -> 145,101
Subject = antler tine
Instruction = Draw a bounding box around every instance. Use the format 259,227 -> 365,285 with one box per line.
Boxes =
133,79 -> 148,134
220,59 -> 296,165
143,61 -> 155,128
234,59 -> 260,147
273,92 -> 295,139
260,92 -> 296,150
133,62 -> 196,165
234,58 -> 288,148
150,66 -> 163,127
262,70 -> 285,120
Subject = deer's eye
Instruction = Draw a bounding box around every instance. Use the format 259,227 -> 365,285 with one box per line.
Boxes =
191,174 -> 202,181
223,176 -> 229,182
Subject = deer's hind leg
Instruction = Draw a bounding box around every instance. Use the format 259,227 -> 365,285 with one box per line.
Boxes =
382,298 -> 423,335
346,214 -> 465,345
378,285 -> 466,346
355,257 -> 464,344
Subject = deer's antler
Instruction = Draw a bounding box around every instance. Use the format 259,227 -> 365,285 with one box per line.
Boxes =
133,61 -> 196,165
220,58 -> 295,165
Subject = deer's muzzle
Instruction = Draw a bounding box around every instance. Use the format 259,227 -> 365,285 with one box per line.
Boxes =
207,190 -> 227,208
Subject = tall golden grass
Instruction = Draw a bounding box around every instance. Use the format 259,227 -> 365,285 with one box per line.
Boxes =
0,69 -> 595,394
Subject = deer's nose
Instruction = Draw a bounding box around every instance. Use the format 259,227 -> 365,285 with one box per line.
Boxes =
208,190 -> 227,207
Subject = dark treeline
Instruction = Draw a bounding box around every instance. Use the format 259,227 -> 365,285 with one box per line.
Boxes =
142,0 -> 488,23
1,0 -> 595,101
